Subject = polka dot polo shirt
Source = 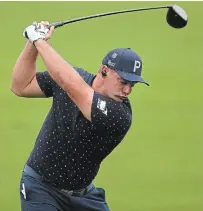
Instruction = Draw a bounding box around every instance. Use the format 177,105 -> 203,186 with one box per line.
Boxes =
27,67 -> 132,190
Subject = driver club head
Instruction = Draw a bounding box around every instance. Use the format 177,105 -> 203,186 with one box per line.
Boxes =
166,5 -> 188,29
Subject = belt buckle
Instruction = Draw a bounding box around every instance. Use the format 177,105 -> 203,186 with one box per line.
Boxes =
61,189 -> 74,195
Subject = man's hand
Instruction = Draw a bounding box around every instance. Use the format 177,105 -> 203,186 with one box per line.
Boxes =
23,21 -> 54,44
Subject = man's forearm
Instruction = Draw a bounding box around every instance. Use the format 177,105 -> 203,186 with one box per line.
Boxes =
34,39 -> 86,96
34,35 -> 93,121
11,41 -> 38,94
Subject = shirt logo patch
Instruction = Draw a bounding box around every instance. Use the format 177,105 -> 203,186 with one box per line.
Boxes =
97,98 -> 108,115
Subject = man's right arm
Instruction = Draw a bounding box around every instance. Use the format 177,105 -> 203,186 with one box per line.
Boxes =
10,41 -> 46,97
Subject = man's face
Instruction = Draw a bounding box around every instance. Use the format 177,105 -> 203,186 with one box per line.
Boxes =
102,68 -> 136,102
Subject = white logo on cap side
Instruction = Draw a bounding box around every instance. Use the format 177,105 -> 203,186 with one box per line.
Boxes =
133,60 -> 141,72
112,53 -> 118,58
107,60 -> 116,67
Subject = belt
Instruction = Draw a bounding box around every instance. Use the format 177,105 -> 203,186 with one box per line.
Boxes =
23,164 -> 93,196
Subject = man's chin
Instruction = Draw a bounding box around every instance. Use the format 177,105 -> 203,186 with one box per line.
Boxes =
112,96 -> 123,102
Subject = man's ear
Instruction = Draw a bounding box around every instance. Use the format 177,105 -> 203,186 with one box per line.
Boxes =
99,65 -> 108,77
100,65 -> 108,71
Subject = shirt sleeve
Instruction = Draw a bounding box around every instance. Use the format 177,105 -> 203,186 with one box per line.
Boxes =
91,92 -> 132,135
36,71 -> 54,97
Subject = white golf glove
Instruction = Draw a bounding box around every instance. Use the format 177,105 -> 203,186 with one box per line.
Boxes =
23,21 -> 49,44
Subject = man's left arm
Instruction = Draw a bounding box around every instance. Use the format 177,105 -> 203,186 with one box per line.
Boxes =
91,92 -> 132,135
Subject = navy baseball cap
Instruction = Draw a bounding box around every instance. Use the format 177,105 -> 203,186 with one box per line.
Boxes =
102,48 -> 149,86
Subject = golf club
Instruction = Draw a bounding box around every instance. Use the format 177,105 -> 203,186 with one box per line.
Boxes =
50,5 -> 188,29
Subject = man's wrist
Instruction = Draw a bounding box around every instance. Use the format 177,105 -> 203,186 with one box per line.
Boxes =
25,41 -> 38,53
33,38 -> 46,47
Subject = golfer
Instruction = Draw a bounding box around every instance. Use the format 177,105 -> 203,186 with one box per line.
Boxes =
11,21 -> 149,211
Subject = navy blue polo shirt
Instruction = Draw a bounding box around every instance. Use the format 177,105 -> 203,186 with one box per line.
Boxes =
26,67 -> 132,190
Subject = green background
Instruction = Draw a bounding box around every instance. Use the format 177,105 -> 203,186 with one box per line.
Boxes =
0,1 -> 202,211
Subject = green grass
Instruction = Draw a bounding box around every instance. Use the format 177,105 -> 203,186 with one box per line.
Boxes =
0,1 -> 202,211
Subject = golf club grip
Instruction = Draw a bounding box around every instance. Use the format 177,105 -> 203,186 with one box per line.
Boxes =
51,22 -> 64,28
50,5 -> 171,29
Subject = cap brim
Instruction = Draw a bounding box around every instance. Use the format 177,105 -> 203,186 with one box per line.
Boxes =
116,70 -> 149,86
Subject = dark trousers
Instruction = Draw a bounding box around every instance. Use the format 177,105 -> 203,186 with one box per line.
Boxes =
19,168 -> 110,211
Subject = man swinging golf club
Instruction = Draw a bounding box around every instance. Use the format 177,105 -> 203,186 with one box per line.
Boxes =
11,3 -> 188,210
11,21 -> 149,211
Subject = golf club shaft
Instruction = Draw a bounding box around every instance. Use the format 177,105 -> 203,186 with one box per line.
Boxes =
51,5 -> 171,29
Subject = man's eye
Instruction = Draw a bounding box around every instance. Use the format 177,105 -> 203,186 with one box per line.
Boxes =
121,80 -> 128,85
131,83 -> 136,87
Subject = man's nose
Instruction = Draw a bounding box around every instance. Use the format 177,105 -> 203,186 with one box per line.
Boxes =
123,84 -> 132,95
